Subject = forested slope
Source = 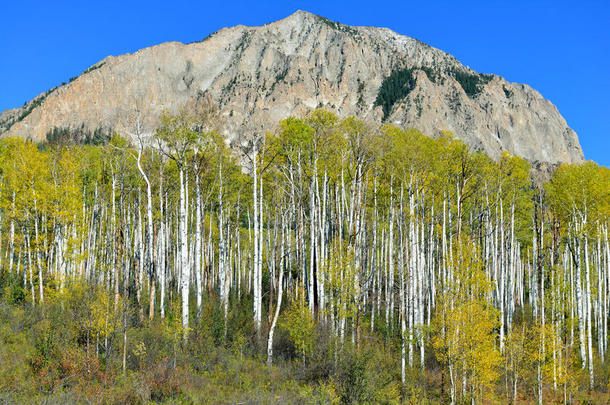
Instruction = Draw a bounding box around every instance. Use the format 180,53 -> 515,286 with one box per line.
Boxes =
0,108 -> 608,403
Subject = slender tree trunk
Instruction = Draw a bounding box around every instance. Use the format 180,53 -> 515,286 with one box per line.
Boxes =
179,165 -> 190,340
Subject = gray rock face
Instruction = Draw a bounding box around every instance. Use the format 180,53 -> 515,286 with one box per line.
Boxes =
0,10 -> 583,164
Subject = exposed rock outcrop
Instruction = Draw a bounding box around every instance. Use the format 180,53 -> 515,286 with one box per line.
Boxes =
0,10 -> 583,163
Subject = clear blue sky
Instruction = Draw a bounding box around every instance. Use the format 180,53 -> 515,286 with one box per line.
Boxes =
1,0 -> 608,165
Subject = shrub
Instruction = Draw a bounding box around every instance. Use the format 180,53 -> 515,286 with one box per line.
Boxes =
280,293 -> 316,362
4,284 -> 25,306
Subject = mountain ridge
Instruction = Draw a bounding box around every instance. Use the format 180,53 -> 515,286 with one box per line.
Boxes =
0,10 -> 584,164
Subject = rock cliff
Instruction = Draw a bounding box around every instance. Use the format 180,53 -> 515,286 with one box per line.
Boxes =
0,10 -> 583,163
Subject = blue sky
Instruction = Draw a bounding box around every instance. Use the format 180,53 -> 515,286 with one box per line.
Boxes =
1,0 -> 608,165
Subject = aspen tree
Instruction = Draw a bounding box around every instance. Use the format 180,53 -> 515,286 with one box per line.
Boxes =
156,107 -> 213,340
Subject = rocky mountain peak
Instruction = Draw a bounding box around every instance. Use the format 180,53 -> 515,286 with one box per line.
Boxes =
0,11 -> 583,164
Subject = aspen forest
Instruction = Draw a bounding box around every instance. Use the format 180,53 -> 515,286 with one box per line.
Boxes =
0,108 -> 609,404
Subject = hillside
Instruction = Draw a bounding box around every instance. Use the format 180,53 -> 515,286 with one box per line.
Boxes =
0,10 -> 583,164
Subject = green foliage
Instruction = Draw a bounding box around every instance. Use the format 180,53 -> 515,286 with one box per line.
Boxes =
336,350 -> 378,404
280,289 -> 316,361
44,125 -> 111,146
375,66 -> 492,120
3,284 -> 25,306
270,66 -> 289,92
0,282 -> 342,403
0,105 -> 608,404
67,62 -> 108,84
155,105 -> 218,166
318,16 -> 360,37
420,66 -> 441,83
324,243 -> 359,324
0,269 -> 26,306
375,67 -> 417,120
82,61 -> 106,76
448,68 -> 493,98
198,30 -> 219,43
547,161 -> 610,227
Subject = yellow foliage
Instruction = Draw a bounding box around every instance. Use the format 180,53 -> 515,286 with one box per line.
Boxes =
323,241 -> 359,322
280,285 -> 315,361
47,279 -> 123,341
432,241 -> 502,402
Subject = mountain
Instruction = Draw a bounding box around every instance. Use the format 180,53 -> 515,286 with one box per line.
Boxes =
0,10 -> 583,164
